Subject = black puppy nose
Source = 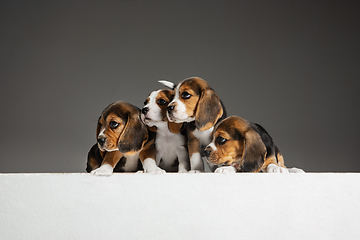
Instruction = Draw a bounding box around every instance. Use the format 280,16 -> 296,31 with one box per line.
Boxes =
97,138 -> 106,147
167,105 -> 174,113
142,107 -> 149,115
204,149 -> 211,158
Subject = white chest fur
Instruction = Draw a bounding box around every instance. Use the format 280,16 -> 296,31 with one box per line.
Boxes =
123,152 -> 140,172
156,129 -> 184,162
155,127 -> 188,172
193,127 -> 214,147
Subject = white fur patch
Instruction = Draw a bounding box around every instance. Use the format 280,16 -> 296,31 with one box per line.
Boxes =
155,126 -> 189,172
123,153 -> 141,172
214,166 -> 236,174
193,127 -> 214,147
266,164 -> 289,173
158,80 -> 175,89
98,128 -> 106,138
288,167 -> 306,173
189,153 -> 204,172
104,148 -> 119,152
207,142 -> 217,151
142,158 -> 166,174
90,164 -> 113,176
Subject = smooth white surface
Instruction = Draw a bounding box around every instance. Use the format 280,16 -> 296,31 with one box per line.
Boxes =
1,173 -> 359,240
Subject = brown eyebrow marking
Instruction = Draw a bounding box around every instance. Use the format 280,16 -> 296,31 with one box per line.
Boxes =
157,89 -> 174,103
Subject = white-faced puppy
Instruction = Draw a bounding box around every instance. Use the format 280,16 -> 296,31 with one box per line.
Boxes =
87,101 -> 164,176
204,116 -> 305,173
141,89 -> 190,173
160,77 -> 227,172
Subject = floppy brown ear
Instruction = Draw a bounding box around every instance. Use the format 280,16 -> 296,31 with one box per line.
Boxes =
195,89 -> 223,131
118,112 -> 148,155
240,129 -> 267,172
168,122 -> 183,134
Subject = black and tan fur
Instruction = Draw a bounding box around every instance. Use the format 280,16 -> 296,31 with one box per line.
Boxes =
86,101 -> 162,175
141,89 -> 189,172
164,77 -> 227,172
204,116 -> 304,173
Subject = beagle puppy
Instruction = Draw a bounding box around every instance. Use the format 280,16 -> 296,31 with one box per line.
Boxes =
204,116 -> 305,173
160,77 -> 227,172
141,89 -> 190,172
87,101 -> 164,176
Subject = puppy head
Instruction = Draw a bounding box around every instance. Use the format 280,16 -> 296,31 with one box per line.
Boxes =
97,101 -> 148,155
204,116 -> 266,172
141,89 -> 183,134
167,77 -> 223,131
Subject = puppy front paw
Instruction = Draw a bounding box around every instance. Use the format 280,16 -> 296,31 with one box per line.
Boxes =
142,158 -> 166,174
266,164 -> 289,173
215,166 -> 236,174
178,168 -> 188,173
90,164 -> 113,176
289,167 -> 305,173
144,167 -> 166,174
189,153 -> 204,173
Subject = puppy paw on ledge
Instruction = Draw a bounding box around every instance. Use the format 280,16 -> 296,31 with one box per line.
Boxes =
214,166 -> 237,173
266,164 -> 305,173
90,164 -> 113,176
142,158 -> 166,174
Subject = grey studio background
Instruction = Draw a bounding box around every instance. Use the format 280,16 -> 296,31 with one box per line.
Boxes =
1,1 -> 359,173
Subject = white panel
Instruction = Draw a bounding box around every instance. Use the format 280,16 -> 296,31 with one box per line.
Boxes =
1,173 -> 359,240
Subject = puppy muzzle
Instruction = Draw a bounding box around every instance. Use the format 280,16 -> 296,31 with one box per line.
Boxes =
97,137 -> 106,147
204,149 -> 211,158
97,137 -> 107,151
142,107 -> 149,115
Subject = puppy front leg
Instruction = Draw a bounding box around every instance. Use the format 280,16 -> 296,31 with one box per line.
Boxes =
139,141 -> 165,174
176,147 -> 190,173
86,144 -> 102,172
262,156 -> 289,173
90,150 -> 123,176
187,134 -> 204,172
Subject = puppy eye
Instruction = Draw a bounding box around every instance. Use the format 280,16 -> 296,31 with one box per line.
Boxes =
157,99 -> 167,105
216,136 -> 227,145
109,121 -> 119,129
181,91 -> 191,99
